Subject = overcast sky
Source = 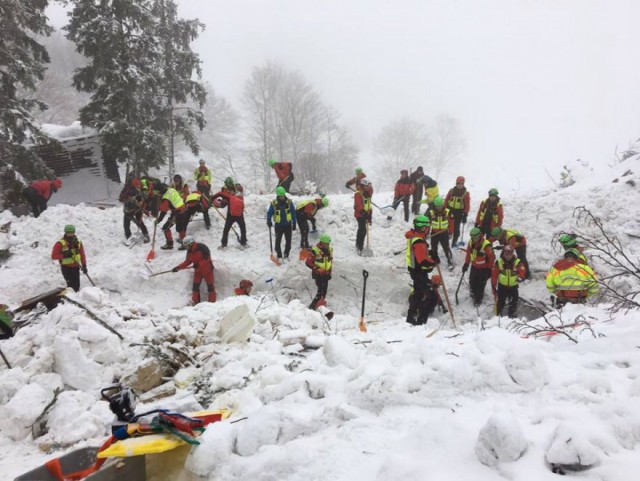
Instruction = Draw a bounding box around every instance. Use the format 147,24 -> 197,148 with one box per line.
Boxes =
48,0 -> 640,191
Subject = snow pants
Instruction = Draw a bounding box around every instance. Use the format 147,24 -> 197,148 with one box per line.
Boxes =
356,217 -> 368,252
391,196 -> 410,222
221,215 -> 247,247
192,262 -> 216,304
411,188 -> 423,215
407,269 -> 434,325
163,212 -> 188,245
61,265 -> 81,292
298,212 -> 312,248
450,209 -> 465,246
469,267 -> 491,306
274,225 -> 292,259
123,212 -> 148,239
430,231 -> 453,265
310,272 -> 330,309
22,187 -> 48,218
496,284 -> 519,318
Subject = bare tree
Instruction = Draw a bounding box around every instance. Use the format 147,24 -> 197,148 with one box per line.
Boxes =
373,118 -> 432,190
430,114 -> 467,178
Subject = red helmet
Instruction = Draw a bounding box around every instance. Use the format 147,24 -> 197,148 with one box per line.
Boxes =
431,275 -> 442,286
131,178 -> 141,188
239,279 -> 253,290
456,176 -> 465,184
53,178 -> 62,189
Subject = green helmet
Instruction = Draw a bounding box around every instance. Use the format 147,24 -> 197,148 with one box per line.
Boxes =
224,177 -> 234,185
470,227 -> 482,238
64,224 -> 76,234
355,167 -> 363,174
491,227 -> 503,237
433,196 -> 444,207
321,197 -> 329,207
268,159 -> 276,167
319,234 -> 331,244
559,233 -> 577,247
276,186 -> 286,196
488,188 -> 499,196
413,215 -> 430,228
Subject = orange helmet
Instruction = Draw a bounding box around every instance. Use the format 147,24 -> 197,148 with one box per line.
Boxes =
431,275 -> 442,286
456,176 -> 465,184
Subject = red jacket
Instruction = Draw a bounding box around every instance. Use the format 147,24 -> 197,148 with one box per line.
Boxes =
51,236 -> 87,268
475,197 -> 503,231
353,188 -> 373,219
273,162 -> 292,181
445,186 -> 470,214
212,191 -> 244,217
464,238 -> 496,270
394,177 -> 415,199
346,172 -> 367,189
297,199 -> 323,218
405,229 -> 435,271
30,180 -> 57,200
177,242 -> 213,274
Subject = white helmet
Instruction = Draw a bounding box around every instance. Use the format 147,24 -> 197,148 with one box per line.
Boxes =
360,178 -> 371,186
182,235 -> 195,247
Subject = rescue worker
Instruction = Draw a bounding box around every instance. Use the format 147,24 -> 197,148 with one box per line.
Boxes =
354,178 -> 373,255
211,190 -> 247,248
22,178 -> 62,218
558,233 -> 588,263
445,176 -> 471,247
194,159 -> 212,196
475,188 -> 503,237
51,224 -> 87,292
405,215 -> 437,325
491,227 -> 530,279
306,234 -> 333,310
546,249 -> 598,308
267,186 -> 297,261
185,191 -> 211,232
156,185 -> 188,250
425,195 -> 454,269
462,227 -> 496,307
345,167 -> 367,189
171,174 -> 190,200
420,174 -> 440,206
118,175 -> 141,203
296,197 -> 329,249
0,304 -> 14,339
268,159 -> 294,192
139,176 -> 163,217
221,176 -> 244,195
123,194 -> 150,243
409,166 -> 425,214
171,236 -> 216,304
388,169 -> 414,222
491,245 -> 526,318
234,279 -> 253,296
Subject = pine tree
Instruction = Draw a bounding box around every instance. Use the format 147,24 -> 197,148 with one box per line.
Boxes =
0,0 -> 55,179
65,0 -> 206,174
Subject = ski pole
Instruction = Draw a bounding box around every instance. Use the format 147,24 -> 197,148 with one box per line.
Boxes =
435,264 -> 456,329
358,269 -> 369,332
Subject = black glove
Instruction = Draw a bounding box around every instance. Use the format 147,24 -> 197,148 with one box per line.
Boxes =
63,250 -> 73,258
292,224 -> 296,231
461,213 -> 467,223
441,305 -> 448,314
550,295 -> 556,307
430,251 -> 440,264
462,263 -> 469,273
81,265 -> 88,274
267,221 -> 273,228
172,267 -> 179,273
345,182 -> 351,189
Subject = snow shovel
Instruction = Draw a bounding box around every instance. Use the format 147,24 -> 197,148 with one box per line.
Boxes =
362,222 -> 374,257
298,248 -> 311,261
147,221 -> 157,261
358,269 -> 369,332
268,225 -> 281,266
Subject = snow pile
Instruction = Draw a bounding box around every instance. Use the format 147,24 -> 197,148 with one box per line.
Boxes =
1,149 -> 640,479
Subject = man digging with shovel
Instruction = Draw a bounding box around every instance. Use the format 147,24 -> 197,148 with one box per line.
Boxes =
354,179 -> 374,256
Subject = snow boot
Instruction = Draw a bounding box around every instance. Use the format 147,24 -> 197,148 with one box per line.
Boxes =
160,243 -> 174,250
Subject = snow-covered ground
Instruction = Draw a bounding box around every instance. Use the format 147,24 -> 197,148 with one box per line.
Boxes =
1,149 -> 640,480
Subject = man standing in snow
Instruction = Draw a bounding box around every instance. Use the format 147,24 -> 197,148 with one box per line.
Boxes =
22,178 -> 62,218
51,224 -> 87,292
194,159 -> 212,196
267,186 -> 297,261
490,227 -> 530,280
425,196 -> 454,269
353,178 -> 373,255
462,227 -> 496,307
296,197 -> 329,250
306,234 -> 333,310
388,170 -> 414,222
123,194 -> 150,243
268,159 -> 294,192
475,188 -> 503,237
491,245 -> 526,317
211,190 -> 247,248
546,249 -> 598,308
171,236 -> 216,304
409,166 -> 425,214
405,215 -> 437,325
445,176 -> 470,247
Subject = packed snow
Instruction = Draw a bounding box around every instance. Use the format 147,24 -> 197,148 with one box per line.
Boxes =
1,149 -> 640,480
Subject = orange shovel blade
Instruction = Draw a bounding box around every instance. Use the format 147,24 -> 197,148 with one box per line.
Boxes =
358,317 -> 367,333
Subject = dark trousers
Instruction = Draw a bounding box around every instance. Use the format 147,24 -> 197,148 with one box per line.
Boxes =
496,285 -> 519,317
274,225 -> 292,258
22,187 -> 48,218
391,196 -> 410,222
310,274 -> 330,309
450,210 -> 464,246
221,215 -> 247,247
196,184 -> 211,197
430,231 -> 453,264
61,265 -> 81,292
356,217 -> 368,251
278,175 -> 294,193
187,206 -> 211,229
298,213 -> 312,248
411,188 -> 423,215
469,267 -> 491,306
516,245 -> 531,279
480,217 -> 493,237
123,212 -> 148,239
407,269 -> 433,325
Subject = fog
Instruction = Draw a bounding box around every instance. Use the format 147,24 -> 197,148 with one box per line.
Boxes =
47,0 -> 640,191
